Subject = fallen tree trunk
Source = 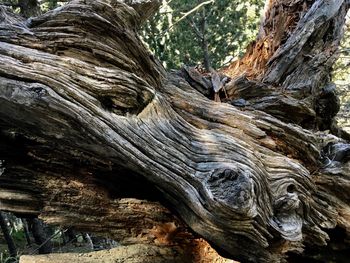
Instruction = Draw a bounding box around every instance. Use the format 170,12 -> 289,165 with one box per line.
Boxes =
0,0 -> 349,262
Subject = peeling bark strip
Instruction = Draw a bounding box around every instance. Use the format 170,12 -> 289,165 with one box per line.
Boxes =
0,0 -> 349,262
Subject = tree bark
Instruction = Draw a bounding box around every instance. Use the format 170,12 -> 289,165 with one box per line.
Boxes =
27,218 -> 53,254
0,0 -> 349,262
224,0 -> 349,133
0,212 -> 17,259
200,7 -> 211,71
18,0 -> 41,18
21,218 -> 32,246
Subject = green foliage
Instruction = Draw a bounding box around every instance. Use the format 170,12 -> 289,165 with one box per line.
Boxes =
41,0 -> 67,12
10,230 -> 24,244
0,0 -> 65,13
0,249 -> 18,263
333,12 -> 350,132
0,0 -> 263,69
141,0 -> 264,69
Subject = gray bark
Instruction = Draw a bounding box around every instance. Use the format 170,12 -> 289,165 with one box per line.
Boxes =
0,0 -> 349,262
18,0 -> 41,18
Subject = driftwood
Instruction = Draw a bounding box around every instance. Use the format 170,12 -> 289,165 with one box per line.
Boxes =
0,0 -> 349,262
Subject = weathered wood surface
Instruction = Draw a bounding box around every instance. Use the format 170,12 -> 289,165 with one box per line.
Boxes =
0,0 -> 349,262
19,243 -> 236,263
19,244 -> 185,263
224,0 -> 349,133
19,244 -> 196,263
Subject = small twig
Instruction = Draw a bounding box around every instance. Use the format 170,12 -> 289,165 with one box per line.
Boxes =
187,17 -> 203,40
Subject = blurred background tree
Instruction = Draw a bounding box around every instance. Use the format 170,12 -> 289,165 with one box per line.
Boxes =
333,12 -> 350,133
141,0 -> 264,70
0,0 -> 66,15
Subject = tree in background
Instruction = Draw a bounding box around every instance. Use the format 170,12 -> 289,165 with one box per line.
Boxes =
141,0 -> 264,69
0,0 -> 263,69
27,218 -> 53,254
333,12 -> 350,132
0,212 -> 17,262
18,0 -> 41,17
0,0 -> 66,16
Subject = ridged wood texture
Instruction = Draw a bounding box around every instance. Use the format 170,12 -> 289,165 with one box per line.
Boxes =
0,0 -> 349,262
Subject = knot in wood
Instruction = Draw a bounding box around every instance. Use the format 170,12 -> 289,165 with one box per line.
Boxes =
271,192 -> 302,241
274,192 -> 300,213
207,168 -> 256,217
